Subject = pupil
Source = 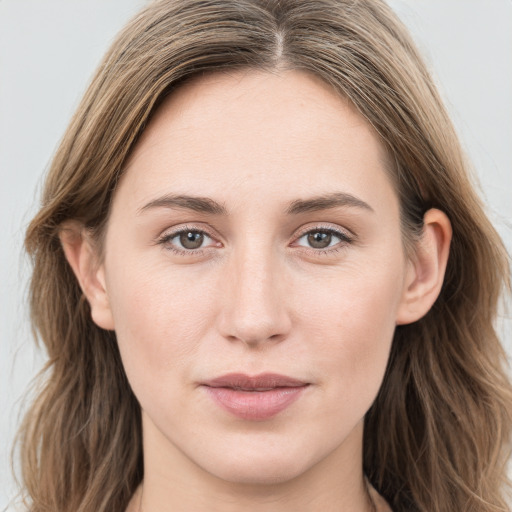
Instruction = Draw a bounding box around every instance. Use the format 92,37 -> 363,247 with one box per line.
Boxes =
180,231 -> 203,249
308,231 -> 331,249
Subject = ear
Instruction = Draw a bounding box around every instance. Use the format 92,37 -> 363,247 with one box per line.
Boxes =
396,208 -> 452,325
59,221 -> 115,330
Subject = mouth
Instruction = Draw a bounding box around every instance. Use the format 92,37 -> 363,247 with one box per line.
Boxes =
201,373 -> 310,421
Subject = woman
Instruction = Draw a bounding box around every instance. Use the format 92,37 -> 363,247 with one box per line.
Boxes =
16,0 -> 511,511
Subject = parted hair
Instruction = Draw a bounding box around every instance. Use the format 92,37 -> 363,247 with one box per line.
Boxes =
17,1 -> 512,511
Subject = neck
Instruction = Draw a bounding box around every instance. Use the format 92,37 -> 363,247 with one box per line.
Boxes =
131,420 -> 375,512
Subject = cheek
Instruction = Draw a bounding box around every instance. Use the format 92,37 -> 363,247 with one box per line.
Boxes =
104,255 -> 219,388
295,257 -> 404,401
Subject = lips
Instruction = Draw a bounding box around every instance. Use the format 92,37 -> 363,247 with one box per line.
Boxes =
201,373 -> 309,421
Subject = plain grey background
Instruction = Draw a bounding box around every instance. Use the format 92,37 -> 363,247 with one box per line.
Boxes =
1,1 -> 511,508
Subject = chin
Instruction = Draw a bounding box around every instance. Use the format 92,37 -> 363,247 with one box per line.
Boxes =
212,467 -> 307,487
200,447 -> 317,486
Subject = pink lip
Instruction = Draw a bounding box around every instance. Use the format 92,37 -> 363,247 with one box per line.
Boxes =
201,373 -> 309,421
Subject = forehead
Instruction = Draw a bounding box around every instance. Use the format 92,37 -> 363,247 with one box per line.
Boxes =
117,69 -> 396,214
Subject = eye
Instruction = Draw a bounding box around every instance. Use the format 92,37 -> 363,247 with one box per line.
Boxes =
294,228 -> 352,250
178,230 -> 208,249
158,227 -> 218,252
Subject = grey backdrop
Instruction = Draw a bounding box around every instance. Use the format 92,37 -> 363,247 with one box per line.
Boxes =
1,1 -> 511,508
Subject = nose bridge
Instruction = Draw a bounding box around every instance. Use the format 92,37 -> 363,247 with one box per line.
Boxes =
218,238 -> 291,346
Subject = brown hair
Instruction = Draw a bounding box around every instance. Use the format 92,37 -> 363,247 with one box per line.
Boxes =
17,0 -> 512,510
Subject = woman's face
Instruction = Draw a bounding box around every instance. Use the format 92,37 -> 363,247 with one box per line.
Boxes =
99,69 -> 413,485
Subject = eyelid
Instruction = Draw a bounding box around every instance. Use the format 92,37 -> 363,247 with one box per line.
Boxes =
293,223 -> 355,241
159,224 -> 216,239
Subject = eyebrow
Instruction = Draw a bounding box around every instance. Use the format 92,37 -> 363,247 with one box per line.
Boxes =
138,192 -> 373,216
286,192 -> 374,215
138,194 -> 228,215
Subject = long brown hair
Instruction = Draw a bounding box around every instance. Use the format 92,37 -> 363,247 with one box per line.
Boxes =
17,0 -> 512,510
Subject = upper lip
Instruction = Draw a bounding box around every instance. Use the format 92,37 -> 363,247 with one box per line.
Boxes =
202,373 -> 309,391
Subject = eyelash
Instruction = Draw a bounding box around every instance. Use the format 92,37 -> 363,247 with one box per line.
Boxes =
156,224 -> 355,257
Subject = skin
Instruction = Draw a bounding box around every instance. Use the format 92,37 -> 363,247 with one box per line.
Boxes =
62,69 -> 451,511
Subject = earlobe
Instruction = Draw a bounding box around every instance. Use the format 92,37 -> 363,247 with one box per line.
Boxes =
59,221 -> 115,330
396,208 -> 452,325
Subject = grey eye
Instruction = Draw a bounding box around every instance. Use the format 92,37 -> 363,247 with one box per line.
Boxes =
179,231 -> 205,249
295,228 -> 350,250
307,231 -> 332,249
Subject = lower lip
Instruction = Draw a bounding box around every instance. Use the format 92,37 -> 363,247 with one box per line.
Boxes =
203,385 -> 308,421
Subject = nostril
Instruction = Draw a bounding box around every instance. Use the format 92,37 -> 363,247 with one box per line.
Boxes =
224,328 -> 288,348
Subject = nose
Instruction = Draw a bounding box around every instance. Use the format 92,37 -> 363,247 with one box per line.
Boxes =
216,245 -> 292,348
